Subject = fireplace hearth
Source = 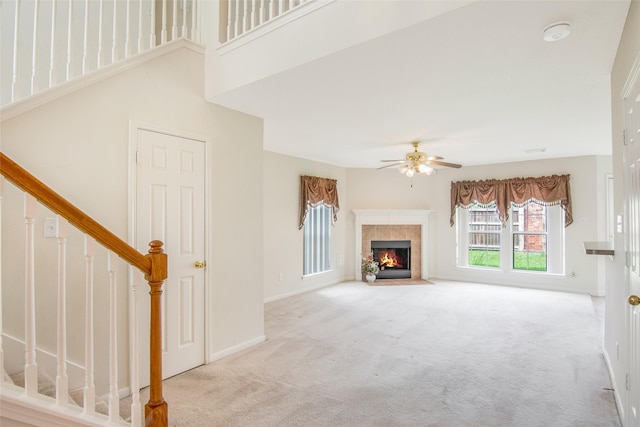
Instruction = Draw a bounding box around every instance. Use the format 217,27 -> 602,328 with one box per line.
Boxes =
372,240 -> 411,279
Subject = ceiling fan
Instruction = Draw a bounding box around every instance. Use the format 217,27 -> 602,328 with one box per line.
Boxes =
378,141 -> 462,176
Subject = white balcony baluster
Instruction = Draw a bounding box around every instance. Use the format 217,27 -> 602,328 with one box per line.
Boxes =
11,0 -> 21,102
125,0 -> 132,58
97,0 -> 105,68
49,0 -> 57,88
112,0 -> 118,63
66,0 -> 73,80
83,236 -> 96,415
24,195 -> 38,396
55,216 -> 69,406
82,0 -> 89,74
182,0 -> 188,39
161,0 -> 168,43
172,0 -> 178,40
31,0 -> 40,94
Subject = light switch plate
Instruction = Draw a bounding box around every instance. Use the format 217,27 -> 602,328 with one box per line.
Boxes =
44,217 -> 57,238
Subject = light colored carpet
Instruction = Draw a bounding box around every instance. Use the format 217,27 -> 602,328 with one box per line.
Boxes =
140,280 -> 620,427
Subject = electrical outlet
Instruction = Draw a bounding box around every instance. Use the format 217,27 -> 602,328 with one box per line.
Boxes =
279,272 -> 284,281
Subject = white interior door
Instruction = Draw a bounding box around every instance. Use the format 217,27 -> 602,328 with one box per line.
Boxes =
624,65 -> 640,427
135,126 -> 206,385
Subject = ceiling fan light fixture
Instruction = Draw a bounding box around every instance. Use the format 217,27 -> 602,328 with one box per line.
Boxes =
542,22 -> 571,42
405,168 -> 415,178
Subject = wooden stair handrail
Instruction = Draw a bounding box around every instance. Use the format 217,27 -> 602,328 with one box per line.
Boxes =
0,152 -> 168,427
0,152 -> 150,273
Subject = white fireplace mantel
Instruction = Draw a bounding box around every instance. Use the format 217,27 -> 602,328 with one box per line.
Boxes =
353,210 -> 432,280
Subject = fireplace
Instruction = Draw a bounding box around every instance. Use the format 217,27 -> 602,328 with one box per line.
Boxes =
353,210 -> 432,280
372,240 -> 411,279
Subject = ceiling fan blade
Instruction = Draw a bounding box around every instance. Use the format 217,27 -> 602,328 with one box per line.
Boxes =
377,162 -> 403,170
425,159 -> 462,168
380,159 -> 404,162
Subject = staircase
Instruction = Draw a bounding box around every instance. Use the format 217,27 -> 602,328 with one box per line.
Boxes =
0,154 -> 168,426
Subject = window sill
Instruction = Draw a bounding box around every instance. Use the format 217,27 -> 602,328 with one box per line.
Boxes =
456,265 -> 564,276
302,270 -> 334,280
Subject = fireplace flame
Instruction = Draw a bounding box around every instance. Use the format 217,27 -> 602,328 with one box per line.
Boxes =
379,251 -> 403,268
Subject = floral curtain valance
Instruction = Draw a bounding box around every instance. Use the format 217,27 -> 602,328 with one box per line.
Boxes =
450,174 -> 573,227
299,175 -> 340,229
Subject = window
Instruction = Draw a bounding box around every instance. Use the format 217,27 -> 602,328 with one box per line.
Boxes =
303,204 -> 332,275
467,203 -> 501,268
512,204 -> 547,271
457,201 -> 564,274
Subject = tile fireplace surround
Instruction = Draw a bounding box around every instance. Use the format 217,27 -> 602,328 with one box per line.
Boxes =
353,210 -> 432,280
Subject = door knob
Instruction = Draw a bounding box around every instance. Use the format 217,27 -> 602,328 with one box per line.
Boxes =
194,260 -> 206,269
629,295 -> 640,306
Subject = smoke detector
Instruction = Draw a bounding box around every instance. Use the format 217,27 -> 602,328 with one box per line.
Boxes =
542,22 -> 571,42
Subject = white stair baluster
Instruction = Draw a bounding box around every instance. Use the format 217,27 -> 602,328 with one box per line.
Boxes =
83,236 -> 96,415
55,216 -> 69,405
107,251 -> 119,422
66,0 -> 73,80
24,194 -> 38,396
129,270 -> 142,427
48,0 -> 57,88
31,0 -> 40,95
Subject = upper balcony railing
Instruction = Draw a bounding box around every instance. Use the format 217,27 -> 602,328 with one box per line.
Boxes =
1,0 -> 201,108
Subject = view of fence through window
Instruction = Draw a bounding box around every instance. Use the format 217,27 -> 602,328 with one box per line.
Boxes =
468,203 -> 501,268
467,202 -> 548,271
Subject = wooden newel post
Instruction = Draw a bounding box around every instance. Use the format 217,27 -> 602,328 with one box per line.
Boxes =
144,240 -> 168,427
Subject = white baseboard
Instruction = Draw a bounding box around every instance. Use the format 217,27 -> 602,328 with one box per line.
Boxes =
603,348 -> 625,425
207,335 -> 266,363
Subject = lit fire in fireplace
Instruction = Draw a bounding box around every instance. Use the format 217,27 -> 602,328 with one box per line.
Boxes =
378,251 -> 404,269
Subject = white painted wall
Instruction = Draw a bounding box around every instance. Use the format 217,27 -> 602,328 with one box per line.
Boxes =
607,1 -> 640,419
263,151 -> 349,302
1,46 -> 264,394
347,155 -> 612,295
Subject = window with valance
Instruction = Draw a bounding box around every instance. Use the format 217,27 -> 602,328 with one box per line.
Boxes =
298,175 -> 340,229
450,174 -> 573,228
299,175 -> 340,276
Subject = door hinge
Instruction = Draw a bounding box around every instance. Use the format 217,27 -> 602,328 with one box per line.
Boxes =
627,373 -> 631,391
627,251 -> 631,268
135,150 -> 141,164
623,129 -> 627,146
